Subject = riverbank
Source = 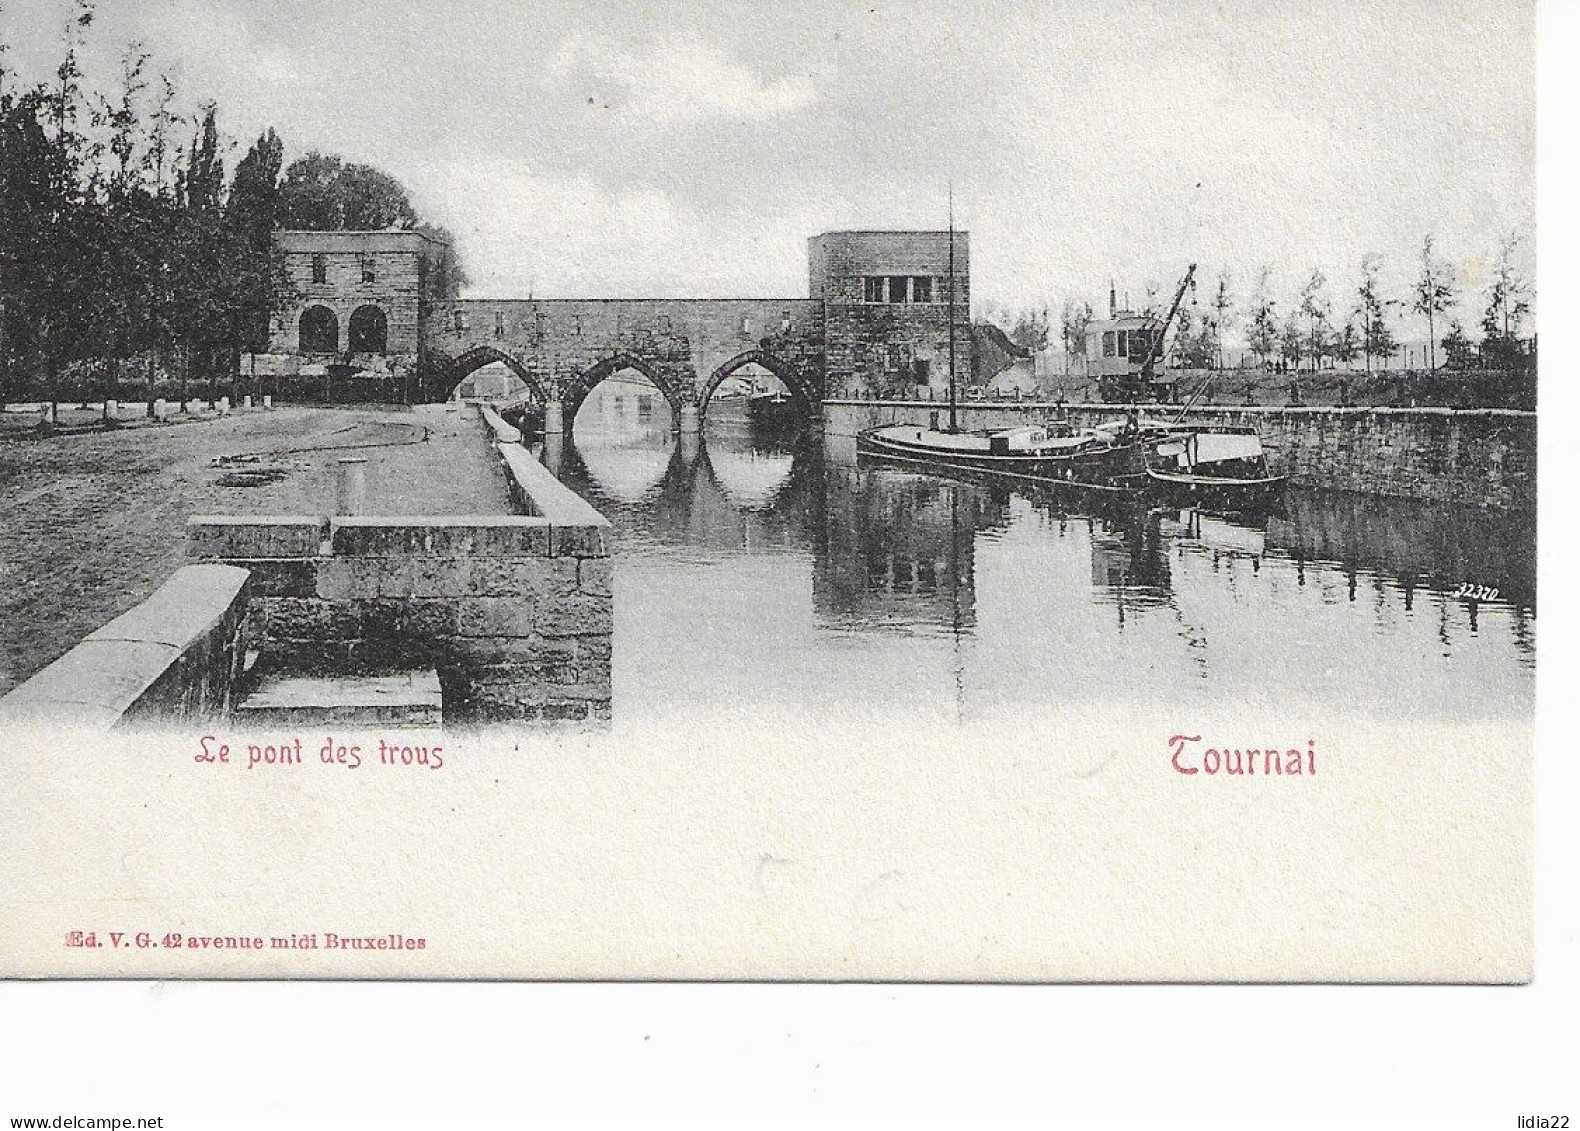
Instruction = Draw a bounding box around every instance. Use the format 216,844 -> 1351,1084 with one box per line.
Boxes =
0,404 -> 509,696
822,399 -> 1536,510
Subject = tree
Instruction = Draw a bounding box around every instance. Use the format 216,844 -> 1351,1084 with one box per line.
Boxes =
1169,300 -> 1216,369
335,162 -> 418,229
97,42 -> 148,198
1006,307 -> 1050,353
1332,319 -> 1360,366
0,18 -> 302,406
180,101 -> 223,212
1246,267 -> 1278,368
227,128 -> 284,353
1355,253 -> 1398,374
145,72 -> 180,198
1481,230 -> 1532,370
1210,272 -> 1233,369
280,152 -> 419,230
1441,320 -> 1476,370
1059,297 -> 1092,375
1297,268 -> 1332,370
1412,235 -> 1456,370
1278,311 -> 1304,370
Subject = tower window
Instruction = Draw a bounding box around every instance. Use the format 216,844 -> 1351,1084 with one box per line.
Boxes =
886,276 -> 909,304
361,256 -> 375,283
911,276 -> 933,303
864,276 -> 886,303
311,254 -> 327,285
494,311 -> 506,338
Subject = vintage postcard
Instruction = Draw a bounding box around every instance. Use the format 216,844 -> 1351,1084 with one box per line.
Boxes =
0,0 -> 1536,981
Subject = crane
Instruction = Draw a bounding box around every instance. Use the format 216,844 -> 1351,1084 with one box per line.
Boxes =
1139,262 -> 1198,387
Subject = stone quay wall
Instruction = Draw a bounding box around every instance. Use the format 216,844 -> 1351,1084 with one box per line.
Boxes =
187,412 -> 613,725
186,509 -> 612,724
0,564 -> 252,730
822,399 -> 1537,510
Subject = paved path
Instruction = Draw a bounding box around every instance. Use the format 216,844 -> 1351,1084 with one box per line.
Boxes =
0,404 -> 510,695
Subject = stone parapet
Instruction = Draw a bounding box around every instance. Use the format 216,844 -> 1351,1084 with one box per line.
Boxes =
478,402 -> 522,444
0,564 -> 252,729
187,499 -> 613,725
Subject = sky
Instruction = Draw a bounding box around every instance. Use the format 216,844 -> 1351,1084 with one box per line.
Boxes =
1,0 -> 1537,343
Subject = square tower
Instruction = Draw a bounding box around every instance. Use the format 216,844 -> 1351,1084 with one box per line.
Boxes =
267,229 -> 451,359
809,230 -> 970,398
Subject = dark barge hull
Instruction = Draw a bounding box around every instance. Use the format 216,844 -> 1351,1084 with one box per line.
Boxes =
746,396 -> 806,436
1143,468 -> 1288,510
855,427 -> 1148,491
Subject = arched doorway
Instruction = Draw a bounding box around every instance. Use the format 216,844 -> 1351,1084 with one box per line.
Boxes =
299,306 -> 339,354
348,305 -> 388,353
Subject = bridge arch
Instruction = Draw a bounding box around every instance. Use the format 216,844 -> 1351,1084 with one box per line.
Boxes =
440,345 -> 549,404
699,349 -> 814,422
564,353 -> 687,427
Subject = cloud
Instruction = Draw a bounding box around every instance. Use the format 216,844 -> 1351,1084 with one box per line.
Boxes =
543,33 -> 816,125
0,0 -> 1535,326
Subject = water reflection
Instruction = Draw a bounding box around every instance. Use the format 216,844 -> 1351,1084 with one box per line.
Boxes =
547,412 -> 1535,721
814,465 -> 1007,634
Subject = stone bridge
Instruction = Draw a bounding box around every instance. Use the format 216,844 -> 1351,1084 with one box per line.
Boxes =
425,298 -> 826,433
253,228 -> 971,430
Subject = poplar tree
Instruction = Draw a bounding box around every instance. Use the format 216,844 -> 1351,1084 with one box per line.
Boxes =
1355,253 -> 1398,374
1246,267 -> 1278,369
1412,235 -> 1456,370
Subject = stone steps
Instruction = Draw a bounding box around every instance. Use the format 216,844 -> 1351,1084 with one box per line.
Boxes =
234,666 -> 443,728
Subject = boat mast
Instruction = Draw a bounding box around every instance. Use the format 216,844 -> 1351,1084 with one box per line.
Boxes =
947,185 -> 958,433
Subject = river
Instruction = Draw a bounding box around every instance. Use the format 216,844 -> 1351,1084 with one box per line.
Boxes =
539,395 -> 1535,727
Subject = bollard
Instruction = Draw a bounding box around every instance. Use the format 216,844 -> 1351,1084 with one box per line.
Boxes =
336,457 -> 369,516
218,396 -> 230,415
262,395 -> 273,409
153,398 -> 169,421
103,399 -> 118,422
243,395 -> 253,410
40,403 -> 57,427
541,433 -> 565,475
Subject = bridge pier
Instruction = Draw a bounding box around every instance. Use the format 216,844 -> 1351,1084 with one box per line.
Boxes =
677,428 -> 701,468
678,403 -> 700,435
543,400 -> 564,435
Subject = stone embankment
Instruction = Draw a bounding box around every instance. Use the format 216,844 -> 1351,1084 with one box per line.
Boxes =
823,399 -> 1536,510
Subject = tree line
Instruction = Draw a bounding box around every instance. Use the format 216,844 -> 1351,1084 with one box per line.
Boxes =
989,234 -> 1533,378
0,1 -> 461,406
